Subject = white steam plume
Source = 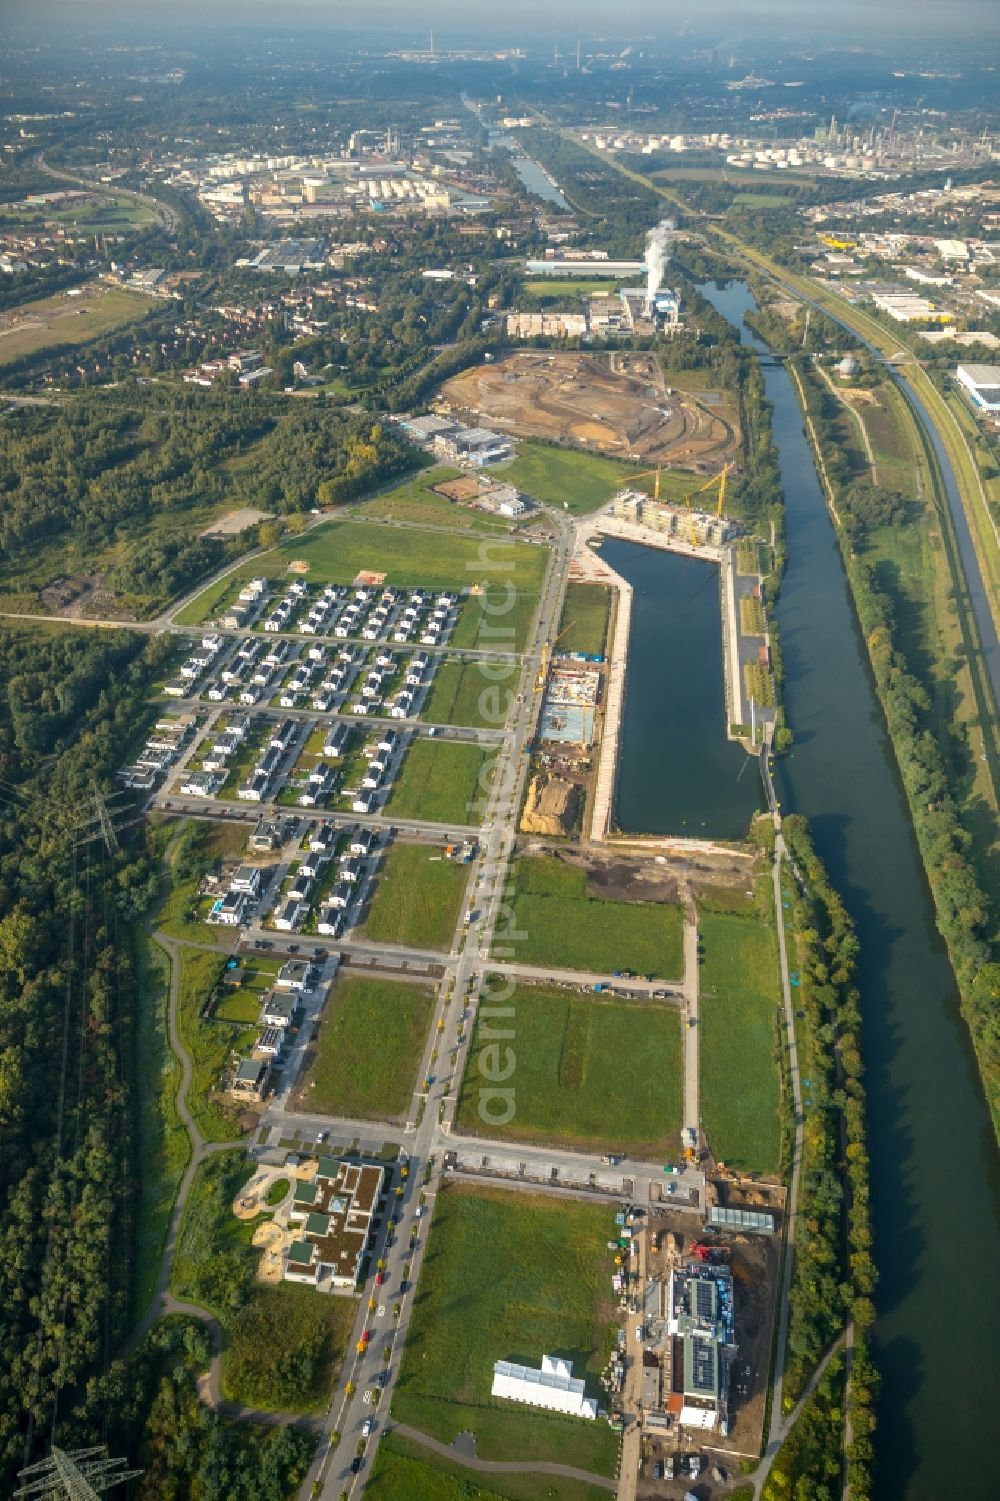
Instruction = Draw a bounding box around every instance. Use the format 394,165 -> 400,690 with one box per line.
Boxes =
645,217 -> 675,307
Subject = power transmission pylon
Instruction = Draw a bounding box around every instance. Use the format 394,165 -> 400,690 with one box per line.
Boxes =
72,783 -> 123,854
16,1447 -> 141,1500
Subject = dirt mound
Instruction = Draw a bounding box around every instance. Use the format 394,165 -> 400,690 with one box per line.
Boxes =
440,350 -> 741,469
520,773 -> 577,836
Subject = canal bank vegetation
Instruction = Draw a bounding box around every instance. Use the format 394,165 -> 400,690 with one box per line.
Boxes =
780,816 -> 878,1501
762,1351 -> 847,1501
790,351 -> 1000,1140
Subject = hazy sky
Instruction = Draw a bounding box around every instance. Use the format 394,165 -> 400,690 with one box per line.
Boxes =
7,0 -> 1000,37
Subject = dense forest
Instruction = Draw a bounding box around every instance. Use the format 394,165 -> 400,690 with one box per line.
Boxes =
0,625 -> 168,1488
0,393 -> 420,608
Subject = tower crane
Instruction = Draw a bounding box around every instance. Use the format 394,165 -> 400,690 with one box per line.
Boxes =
536,623 -> 573,690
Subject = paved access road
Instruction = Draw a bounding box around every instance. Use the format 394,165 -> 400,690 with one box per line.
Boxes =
297,511 -> 576,1499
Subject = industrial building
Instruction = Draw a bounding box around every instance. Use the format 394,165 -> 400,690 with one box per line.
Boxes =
956,363 -> 1000,413
667,1264 -> 736,1432
525,258 -> 645,278
491,1355 -> 598,1419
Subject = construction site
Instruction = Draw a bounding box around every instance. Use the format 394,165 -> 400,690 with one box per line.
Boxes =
438,351 -> 741,469
630,1205 -> 780,1492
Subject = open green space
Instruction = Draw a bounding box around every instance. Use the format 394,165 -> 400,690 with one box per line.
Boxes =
392,1184 -> 620,1476
368,1432 -> 610,1501
501,854 -> 684,978
132,929 -> 190,1324
503,441 -> 634,515
179,517 -> 549,626
697,905 -> 782,1174
361,466 -> 512,533
358,841 -> 469,951
293,974 -> 433,1119
457,982 -> 682,1156
273,519 -> 547,590
557,583 -> 611,657
176,946 -> 252,1143
171,1150 -> 354,1412
0,284 -> 155,364
523,278 -> 624,297
388,739 -> 491,827
423,657 -> 511,729
449,589 -> 540,654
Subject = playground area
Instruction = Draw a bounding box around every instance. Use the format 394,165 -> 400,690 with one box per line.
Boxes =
232,1159 -> 319,1285
439,351 -> 740,469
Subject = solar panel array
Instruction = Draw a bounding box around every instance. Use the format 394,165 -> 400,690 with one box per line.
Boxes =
691,1337 -> 716,1394
695,1280 -> 716,1319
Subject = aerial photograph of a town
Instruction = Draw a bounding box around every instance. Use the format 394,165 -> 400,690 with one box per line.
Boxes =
0,0 -> 998,1498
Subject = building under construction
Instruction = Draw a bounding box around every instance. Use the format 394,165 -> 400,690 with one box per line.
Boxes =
611,487 -> 738,548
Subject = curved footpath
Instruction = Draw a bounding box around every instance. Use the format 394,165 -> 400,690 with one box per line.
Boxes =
127,929 -> 312,1428
387,1421 -> 616,1491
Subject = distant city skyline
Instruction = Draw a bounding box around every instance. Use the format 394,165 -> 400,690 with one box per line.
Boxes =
6,0 -> 1000,41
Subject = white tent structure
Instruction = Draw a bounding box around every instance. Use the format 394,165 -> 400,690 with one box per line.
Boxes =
491,1355 -> 597,1419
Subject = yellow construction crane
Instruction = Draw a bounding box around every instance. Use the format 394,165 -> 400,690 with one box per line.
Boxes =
536,623 -> 573,690
683,495 -> 699,548
688,463 -> 730,518
624,465 -> 662,500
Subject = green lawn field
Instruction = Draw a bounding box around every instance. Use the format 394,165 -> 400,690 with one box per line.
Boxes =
274,518 -> 548,591
558,583 -> 612,657
293,975 -> 433,1119
368,1432 -> 611,1501
449,588 -> 541,654
503,441 -> 635,515
392,1184 -> 621,1476
178,517 -> 549,625
501,854 -> 684,978
358,841 -> 469,950
362,466 -> 513,533
0,284 -> 155,365
457,982 -> 682,1155
388,739 -> 491,826
698,905 -> 782,1174
423,657 -> 514,729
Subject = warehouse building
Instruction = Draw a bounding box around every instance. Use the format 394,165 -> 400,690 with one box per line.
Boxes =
492,1355 -> 598,1419
956,363 -> 1000,413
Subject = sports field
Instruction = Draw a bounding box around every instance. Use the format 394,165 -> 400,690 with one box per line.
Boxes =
392,1183 -> 621,1476
457,982 -> 682,1155
358,841 -> 468,950
0,284 -> 155,364
388,739 -> 491,826
501,853 -> 684,978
